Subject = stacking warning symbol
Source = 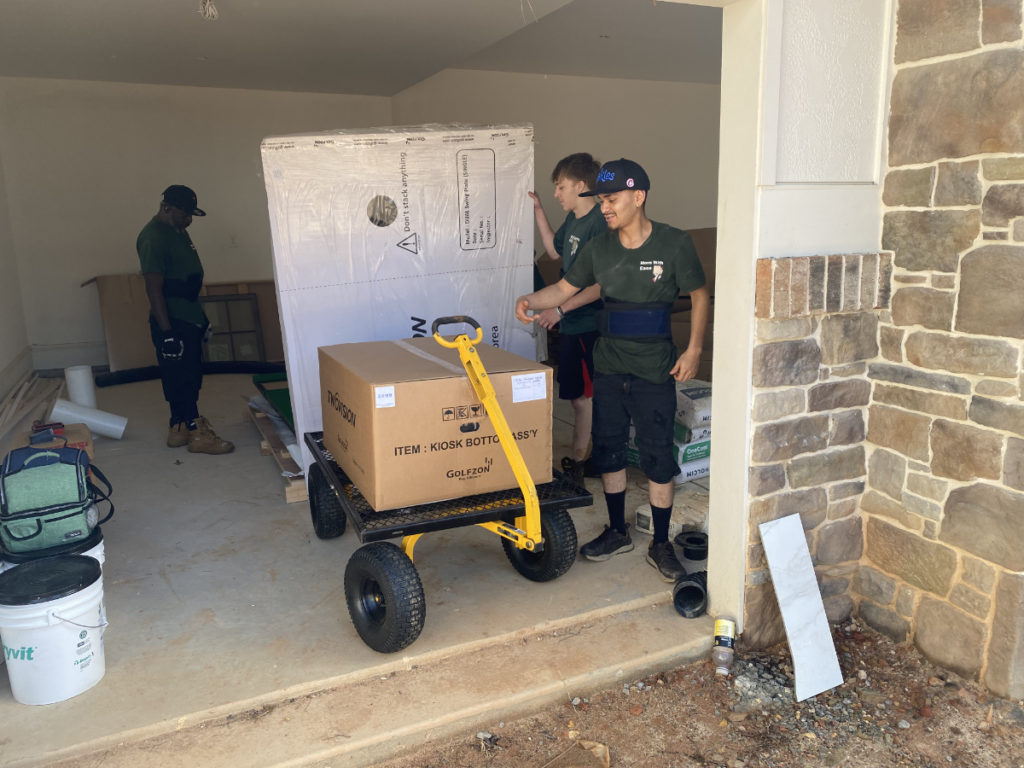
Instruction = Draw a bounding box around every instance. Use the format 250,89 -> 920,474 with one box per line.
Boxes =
397,233 -> 419,254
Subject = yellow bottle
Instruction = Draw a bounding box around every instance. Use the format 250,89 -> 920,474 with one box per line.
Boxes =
712,617 -> 736,676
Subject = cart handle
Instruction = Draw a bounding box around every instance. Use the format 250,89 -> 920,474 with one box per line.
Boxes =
432,316 -> 483,348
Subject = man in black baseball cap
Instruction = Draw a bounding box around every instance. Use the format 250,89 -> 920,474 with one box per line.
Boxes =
137,185 -> 233,455
516,159 -> 710,584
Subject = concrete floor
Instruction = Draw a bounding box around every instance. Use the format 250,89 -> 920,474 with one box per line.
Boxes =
0,373 -> 710,766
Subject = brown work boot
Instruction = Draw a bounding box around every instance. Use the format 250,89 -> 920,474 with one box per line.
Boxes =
167,422 -> 190,448
187,416 -> 235,455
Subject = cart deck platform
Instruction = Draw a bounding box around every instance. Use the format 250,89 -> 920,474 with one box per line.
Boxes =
305,431 -> 594,543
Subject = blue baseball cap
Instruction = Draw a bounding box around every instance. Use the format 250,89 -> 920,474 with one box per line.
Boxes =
579,159 -> 650,197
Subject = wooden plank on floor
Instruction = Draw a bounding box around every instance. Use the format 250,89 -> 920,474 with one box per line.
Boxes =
246,403 -> 305,504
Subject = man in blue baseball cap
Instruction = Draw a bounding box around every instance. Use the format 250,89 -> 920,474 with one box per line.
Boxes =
137,185 -> 234,455
515,159 -> 710,583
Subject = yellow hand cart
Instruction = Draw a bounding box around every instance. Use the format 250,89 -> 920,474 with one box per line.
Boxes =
304,316 -> 593,653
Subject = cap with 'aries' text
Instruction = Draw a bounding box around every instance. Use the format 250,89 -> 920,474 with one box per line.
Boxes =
579,159 -> 650,197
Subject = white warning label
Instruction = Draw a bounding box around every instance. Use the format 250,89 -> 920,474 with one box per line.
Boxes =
458,149 -> 497,251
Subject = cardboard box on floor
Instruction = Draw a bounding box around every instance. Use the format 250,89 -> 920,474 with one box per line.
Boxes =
319,338 -> 553,510
12,423 -> 94,460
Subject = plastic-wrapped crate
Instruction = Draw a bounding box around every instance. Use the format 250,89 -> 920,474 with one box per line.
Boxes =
261,124 -> 535,467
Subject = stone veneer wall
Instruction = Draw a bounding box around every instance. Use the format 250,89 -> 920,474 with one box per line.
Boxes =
860,0 -> 1024,699
743,253 -> 892,649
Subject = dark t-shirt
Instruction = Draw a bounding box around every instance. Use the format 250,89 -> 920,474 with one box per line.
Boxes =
136,218 -> 206,325
553,205 -> 606,335
564,221 -> 706,383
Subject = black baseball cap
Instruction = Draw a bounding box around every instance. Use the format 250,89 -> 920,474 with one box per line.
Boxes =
162,185 -> 206,217
579,159 -> 650,197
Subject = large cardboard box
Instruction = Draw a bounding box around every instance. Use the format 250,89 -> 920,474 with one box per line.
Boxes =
319,337 -> 552,510
81,275 -> 158,372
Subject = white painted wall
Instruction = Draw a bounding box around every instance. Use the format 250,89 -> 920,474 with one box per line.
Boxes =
706,0 -> 764,631
0,78 -> 392,369
757,0 -> 892,259
392,69 -> 721,247
0,149 -> 30,395
774,0 -> 889,184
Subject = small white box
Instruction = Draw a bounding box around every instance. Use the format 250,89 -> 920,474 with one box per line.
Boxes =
676,380 -> 712,429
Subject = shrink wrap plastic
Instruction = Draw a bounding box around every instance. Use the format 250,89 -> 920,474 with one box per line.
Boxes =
261,124 -> 536,469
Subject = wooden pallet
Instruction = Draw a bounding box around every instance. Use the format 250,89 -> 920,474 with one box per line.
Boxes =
244,403 -> 307,504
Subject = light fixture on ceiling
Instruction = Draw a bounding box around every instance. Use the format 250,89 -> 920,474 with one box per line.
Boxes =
199,0 -> 218,21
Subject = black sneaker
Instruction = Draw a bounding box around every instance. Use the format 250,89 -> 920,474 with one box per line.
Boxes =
647,541 -> 688,583
580,524 -> 634,561
561,456 -> 586,486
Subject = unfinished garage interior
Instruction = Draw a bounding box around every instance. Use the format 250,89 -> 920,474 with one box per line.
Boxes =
0,1 -> 724,764
5,0 -> 1024,765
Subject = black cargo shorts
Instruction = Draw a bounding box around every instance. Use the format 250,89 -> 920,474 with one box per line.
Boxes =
588,372 -> 679,484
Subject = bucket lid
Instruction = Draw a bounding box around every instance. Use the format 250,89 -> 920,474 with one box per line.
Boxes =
1,526 -> 103,564
0,556 -> 101,606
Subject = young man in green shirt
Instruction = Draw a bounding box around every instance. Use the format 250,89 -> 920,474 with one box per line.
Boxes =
137,185 -> 234,455
528,153 -> 606,485
516,160 -> 710,583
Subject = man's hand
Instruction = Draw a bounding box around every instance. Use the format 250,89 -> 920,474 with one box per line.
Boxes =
535,308 -> 561,330
160,333 -> 184,361
670,348 -> 701,382
527,191 -> 544,212
515,295 -> 533,324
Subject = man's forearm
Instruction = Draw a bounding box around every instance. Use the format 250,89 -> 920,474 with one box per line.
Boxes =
559,283 -> 601,314
534,209 -> 558,261
686,286 -> 710,354
144,284 -> 173,332
527,279 -> 580,312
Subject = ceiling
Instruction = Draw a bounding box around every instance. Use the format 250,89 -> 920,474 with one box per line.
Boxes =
0,0 -> 721,97
458,0 -> 722,85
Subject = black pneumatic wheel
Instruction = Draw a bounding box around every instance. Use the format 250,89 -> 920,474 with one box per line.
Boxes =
344,542 -> 426,653
309,463 -> 346,539
502,509 -> 578,583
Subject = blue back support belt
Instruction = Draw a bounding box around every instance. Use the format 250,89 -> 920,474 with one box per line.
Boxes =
595,299 -> 674,341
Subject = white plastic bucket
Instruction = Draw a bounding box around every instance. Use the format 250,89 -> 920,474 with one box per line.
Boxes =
64,365 -> 97,409
0,558 -> 106,705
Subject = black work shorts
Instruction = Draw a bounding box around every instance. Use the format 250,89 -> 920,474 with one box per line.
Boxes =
557,329 -> 599,401
589,372 -> 679,484
150,316 -> 205,404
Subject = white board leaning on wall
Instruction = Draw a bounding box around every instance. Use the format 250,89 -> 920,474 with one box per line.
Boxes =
260,124 -> 536,471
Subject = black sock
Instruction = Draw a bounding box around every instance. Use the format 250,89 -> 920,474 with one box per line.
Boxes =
605,490 -> 627,534
185,418 -> 198,431
651,504 -> 673,544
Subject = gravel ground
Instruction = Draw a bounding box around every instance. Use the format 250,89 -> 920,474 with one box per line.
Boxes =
368,621 -> 1024,768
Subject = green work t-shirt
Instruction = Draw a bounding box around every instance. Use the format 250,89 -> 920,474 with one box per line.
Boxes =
552,205 -> 606,335
136,217 -> 207,326
564,221 -> 706,384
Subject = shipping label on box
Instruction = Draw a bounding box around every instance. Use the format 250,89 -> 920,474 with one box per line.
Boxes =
320,337 -> 552,510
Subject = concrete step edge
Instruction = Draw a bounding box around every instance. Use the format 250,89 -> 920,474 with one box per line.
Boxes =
16,590 -> 673,768
272,620 -> 714,768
